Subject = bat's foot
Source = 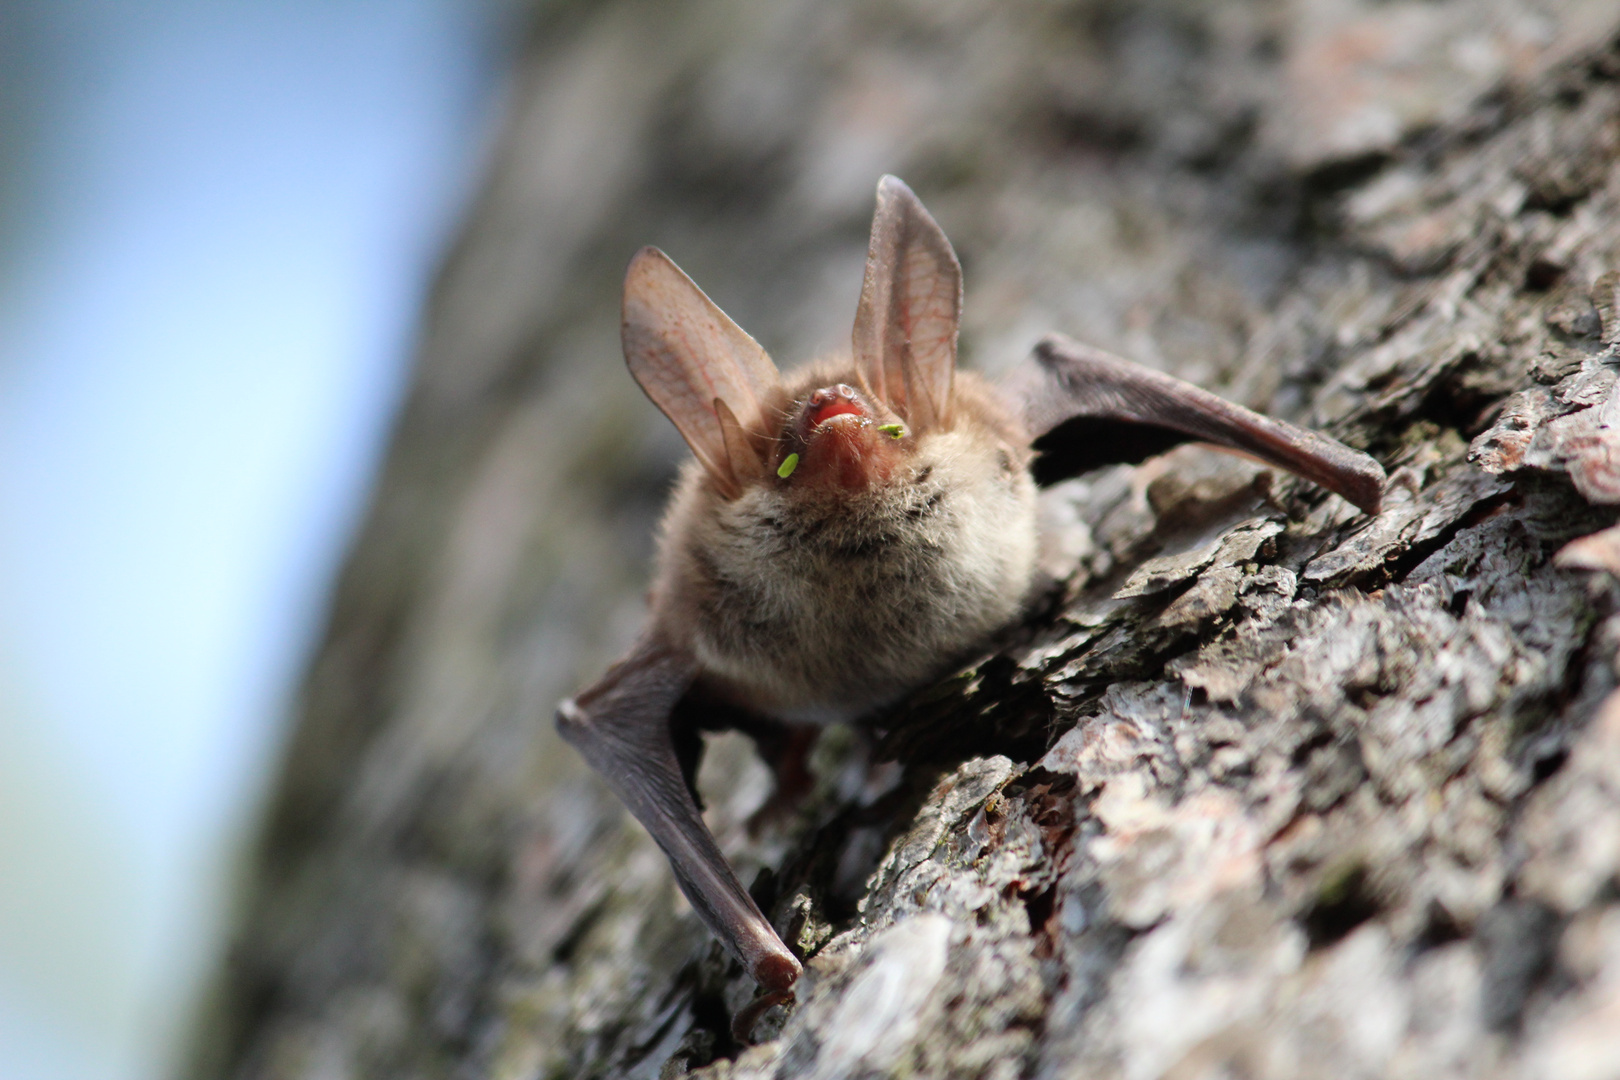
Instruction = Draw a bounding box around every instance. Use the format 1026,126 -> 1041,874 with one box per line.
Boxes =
745,724 -> 819,835
731,986 -> 796,1045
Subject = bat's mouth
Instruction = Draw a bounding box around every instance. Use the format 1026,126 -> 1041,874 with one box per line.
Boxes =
808,394 -> 867,428
794,384 -> 874,437
780,383 -> 903,489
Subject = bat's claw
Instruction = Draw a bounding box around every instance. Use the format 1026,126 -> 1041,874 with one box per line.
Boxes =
732,986 -> 796,1045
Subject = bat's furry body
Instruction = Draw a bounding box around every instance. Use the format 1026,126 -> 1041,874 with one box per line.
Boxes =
656,363 -> 1037,723
557,176 -> 1386,997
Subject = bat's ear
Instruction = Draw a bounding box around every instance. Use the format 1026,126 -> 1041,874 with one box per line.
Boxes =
851,175 -> 961,434
622,247 -> 782,498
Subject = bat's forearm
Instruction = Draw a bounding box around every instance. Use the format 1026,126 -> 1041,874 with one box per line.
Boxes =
555,637 -> 801,991
1020,334 -> 1385,514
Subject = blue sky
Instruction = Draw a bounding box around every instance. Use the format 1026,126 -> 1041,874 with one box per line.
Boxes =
0,3 -> 511,1077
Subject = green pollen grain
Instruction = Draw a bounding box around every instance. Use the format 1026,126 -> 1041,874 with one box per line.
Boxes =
777,453 -> 800,479
877,423 -> 905,438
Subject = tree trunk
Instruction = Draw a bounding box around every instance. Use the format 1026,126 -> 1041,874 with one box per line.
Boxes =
197,3 -> 1620,1077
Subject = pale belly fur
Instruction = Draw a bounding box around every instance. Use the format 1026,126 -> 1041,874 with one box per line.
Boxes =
663,428 -> 1039,723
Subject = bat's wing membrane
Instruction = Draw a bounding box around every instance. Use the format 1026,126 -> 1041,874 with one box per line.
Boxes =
1016,334 -> 1385,514
555,636 -> 802,991
623,248 -> 779,498
852,176 -> 960,434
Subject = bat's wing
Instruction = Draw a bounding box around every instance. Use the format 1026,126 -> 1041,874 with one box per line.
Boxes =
556,635 -> 801,991
1012,333 -> 1385,514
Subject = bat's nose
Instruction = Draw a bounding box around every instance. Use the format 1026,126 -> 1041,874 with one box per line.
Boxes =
809,383 -> 859,406
779,381 -> 904,490
805,384 -> 867,428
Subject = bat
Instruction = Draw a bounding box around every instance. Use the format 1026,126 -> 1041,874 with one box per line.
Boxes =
556,176 -> 1385,994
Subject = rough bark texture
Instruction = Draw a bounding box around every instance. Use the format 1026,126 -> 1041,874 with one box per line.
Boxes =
200,2 -> 1620,1078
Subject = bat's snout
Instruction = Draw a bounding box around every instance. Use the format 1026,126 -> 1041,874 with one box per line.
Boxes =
776,382 -> 906,490
805,383 -> 868,427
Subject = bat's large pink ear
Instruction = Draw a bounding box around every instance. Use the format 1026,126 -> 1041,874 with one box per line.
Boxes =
851,175 -> 961,434
622,247 -> 782,498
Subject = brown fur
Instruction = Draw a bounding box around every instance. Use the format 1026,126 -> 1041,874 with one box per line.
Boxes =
651,360 -> 1038,721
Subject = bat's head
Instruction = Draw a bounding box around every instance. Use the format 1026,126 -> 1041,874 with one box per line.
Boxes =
620,176 -> 964,501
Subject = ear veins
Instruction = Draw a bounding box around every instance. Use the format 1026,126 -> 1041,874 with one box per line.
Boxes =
621,247 -> 783,495
852,175 -> 961,435
900,237 -> 958,429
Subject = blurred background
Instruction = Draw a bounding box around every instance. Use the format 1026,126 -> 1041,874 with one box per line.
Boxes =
0,3 -> 517,1078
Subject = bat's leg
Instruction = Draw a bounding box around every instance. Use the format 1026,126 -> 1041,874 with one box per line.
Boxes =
1013,333 -> 1386,514
673,689 -> 818,833
556,635 -> 802,991
743,721 -> 820,833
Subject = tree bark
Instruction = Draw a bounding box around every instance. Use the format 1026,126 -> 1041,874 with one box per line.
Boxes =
197,2 -> 1620,1078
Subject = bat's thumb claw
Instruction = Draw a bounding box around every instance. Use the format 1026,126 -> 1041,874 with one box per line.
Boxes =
1341,458 -> 1387,516
554,697 -> 586,741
